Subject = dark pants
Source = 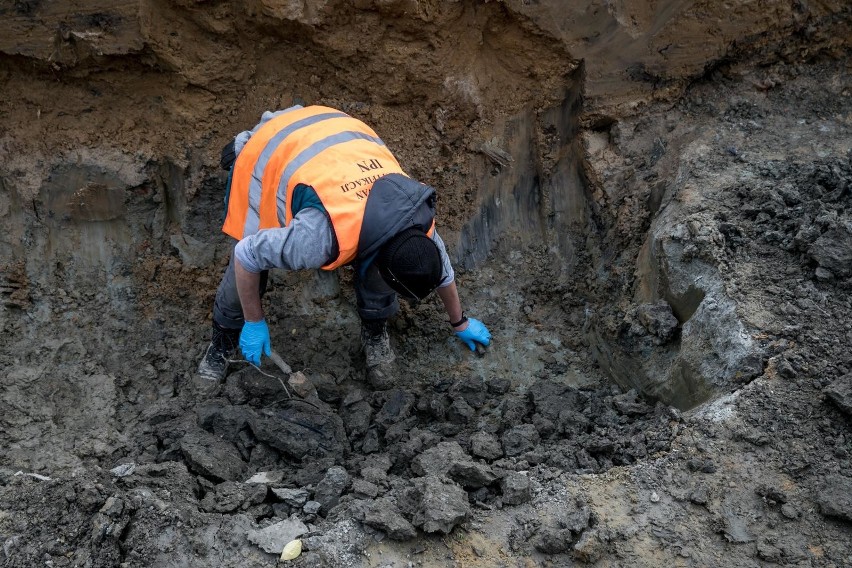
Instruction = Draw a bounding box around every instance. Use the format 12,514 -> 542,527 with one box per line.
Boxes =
212,248 -> 398,330
212,251 -> 270,330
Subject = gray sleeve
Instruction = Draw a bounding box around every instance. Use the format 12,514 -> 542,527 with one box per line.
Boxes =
234,207 -> 334,273
431,229 -> 455,287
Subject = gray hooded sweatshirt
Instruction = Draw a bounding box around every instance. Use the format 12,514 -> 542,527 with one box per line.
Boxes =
234,173 -> 454,286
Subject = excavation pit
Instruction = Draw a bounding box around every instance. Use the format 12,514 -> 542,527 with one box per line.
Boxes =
2,2 -> 851,566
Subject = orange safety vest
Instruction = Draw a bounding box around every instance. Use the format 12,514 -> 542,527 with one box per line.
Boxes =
223,106 -> 407,269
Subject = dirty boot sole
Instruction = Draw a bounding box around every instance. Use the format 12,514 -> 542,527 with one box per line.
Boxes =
194,342 -> 229,397
363,331 -> 396,368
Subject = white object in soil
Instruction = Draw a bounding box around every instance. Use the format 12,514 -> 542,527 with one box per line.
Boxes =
279,539 -> 302,561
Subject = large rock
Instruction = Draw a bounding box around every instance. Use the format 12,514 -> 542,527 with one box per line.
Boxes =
406,476 -> 470,534
824,375 -> 852,417
200,481 -> 266,513
314,466 -> 351,513
249,402 -> 348,460
196,402 -> 255,443
410,441 -> 468,477
448,460 -> 497,489
809,223 -> 852,277
501,424 -> 540,457
224,367 -> 289,405
448,376 -> 489,408
469,431 -> 503,461
247,515 -> 309,554
500,472 -> 532,505
362,498 -> 418,540
340,390 -> 373,438
271,487 -> 310,508
374,389 -> 416,428
815,475 -> 852,522
180,428 -> 245,482
589,210 -> 764,410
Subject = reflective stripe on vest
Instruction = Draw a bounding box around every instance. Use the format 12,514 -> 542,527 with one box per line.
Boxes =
223,106 -> 406,269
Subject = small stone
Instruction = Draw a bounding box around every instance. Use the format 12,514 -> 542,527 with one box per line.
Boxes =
650,491 -> 660,503
534,527 -> 573,554
447,398 -> 474,424
314,466 -> 350,512
200,481 -> 253,513
757,540 -> 783,562
271,487 -> 310,507
449,461 -> 497,489
411,441 -> 468,477
487,377 -> 511,395
824,376 -> 852,417
351,478 -> 380,499
99,496 -> 124,517
110,463 -> 136,478
774,358 -> 797,379
814,267 -> 834,281
688,486 -> 709,506
781,503 -> 800,520
500,472 -> 531,505
180,428 -> 245,482
362,429 -> 381,454
815,475 -> 852,521
362,498 -> 418,541
501,424 -> 540,457
245,471 -> 284,484
470,431 -> 503,461
170,232 -> 214,268
287,372 -> 317,398
756,485 -> 787,504
303,501 -> 322,515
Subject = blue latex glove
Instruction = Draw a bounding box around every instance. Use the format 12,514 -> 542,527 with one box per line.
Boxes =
455,318 -> 491,351
240,319 -> 271,366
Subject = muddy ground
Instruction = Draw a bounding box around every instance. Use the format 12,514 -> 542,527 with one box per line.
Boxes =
1,1 -> 851,567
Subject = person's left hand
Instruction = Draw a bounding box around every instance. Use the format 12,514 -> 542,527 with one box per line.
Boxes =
454,318 -> 491,351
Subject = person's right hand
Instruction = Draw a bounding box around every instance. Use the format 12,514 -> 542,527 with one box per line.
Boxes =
240,319 -> 271,366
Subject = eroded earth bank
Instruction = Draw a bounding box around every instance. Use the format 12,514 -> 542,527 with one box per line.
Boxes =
1,1 -> 851,567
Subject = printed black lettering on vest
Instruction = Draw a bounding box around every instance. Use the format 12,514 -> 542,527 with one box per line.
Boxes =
341,173 -> 384,193
357,159 -> 383,173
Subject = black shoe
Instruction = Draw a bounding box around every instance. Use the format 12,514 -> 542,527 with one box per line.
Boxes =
195,323 -> 239,395
360,319 -> 396,368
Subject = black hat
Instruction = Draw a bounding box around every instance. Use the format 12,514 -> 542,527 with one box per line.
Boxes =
376,228 -> 442,300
